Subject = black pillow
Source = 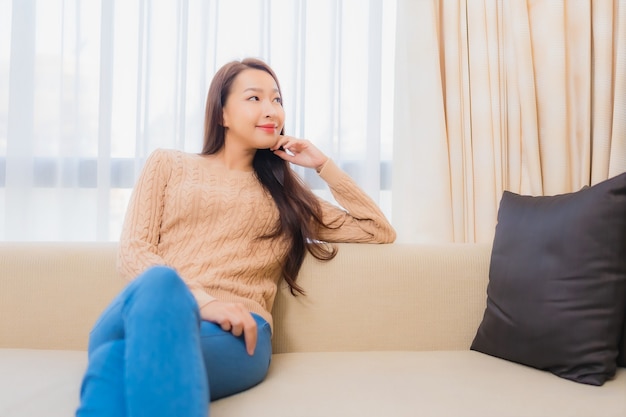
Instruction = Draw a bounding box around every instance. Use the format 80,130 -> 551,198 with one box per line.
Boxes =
471,173 -> 626,386
617,324 -> 626,368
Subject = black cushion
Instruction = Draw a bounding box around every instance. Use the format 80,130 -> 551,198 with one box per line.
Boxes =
471,173 -> 626,385
618,325 -> 626,368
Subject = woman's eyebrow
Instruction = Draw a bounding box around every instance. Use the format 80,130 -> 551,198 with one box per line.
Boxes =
243,87 -> 280,94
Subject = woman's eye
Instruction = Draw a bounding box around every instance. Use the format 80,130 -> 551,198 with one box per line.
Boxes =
273,97 -> 282,104
248,96 -> 259,101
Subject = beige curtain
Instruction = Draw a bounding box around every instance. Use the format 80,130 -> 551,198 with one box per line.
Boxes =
393,0 -> 626,243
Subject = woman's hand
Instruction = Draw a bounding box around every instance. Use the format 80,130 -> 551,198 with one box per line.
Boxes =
270,136 -> 328,171
200,301 -> 257,356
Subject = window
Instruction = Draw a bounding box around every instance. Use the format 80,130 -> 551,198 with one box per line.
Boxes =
0,0 -> 396,241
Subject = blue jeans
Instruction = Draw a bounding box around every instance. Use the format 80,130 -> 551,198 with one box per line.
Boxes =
75,266 -> 272,417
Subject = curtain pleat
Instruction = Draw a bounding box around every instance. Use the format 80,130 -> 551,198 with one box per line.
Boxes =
5,0 -> 36,239
466,0 -> 501,242
508,0 -> 542,195
609,0 -> 626,176
441,0 -> 470,242
97,0 -> 114,240
365,0 -> 384,201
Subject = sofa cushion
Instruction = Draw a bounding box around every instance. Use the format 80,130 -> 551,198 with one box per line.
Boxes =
0,349 -> 86,417
471,173 -> 626,385
213,351 -> 626,417
4,348 -> 625,417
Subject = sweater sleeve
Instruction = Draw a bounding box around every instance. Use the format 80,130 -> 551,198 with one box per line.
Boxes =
116,149 -> 216,308
315,159 -> 396,243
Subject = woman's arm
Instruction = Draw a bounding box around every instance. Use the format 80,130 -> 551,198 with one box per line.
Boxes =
117,149 -> 216,308
315,159 -> 396,243
271,136 -> 396,243
117,149 -> 170,280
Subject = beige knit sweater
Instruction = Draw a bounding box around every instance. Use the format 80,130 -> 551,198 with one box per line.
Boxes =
117,148 -> 396,328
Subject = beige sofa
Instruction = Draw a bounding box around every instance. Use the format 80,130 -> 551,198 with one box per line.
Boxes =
0,242 -> 624,417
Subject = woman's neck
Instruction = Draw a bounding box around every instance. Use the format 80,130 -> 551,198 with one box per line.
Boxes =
213,144 -> 256,172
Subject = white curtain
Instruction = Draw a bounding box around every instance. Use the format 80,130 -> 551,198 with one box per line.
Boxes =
0,0 -> 396,241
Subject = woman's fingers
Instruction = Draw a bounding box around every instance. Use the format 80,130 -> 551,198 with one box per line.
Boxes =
228,306 -> 258,355
243,319 -> 258,356
270,135 -> 306,153
200,301 -> 258,356
270,136 -> 328,169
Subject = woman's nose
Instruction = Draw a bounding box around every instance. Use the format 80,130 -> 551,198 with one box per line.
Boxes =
263,99 -> 277,117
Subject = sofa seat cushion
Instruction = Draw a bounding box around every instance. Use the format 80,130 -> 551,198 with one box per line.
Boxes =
0,349 -> 86,417
1,349 -> 625,417
214,351 -> 626,417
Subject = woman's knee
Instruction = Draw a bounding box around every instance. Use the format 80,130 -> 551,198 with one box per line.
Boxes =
126,266 -> 198,315
134,266 -> 190,299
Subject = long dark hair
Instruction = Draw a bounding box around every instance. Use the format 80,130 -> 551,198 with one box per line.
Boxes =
201,58 -> 337,295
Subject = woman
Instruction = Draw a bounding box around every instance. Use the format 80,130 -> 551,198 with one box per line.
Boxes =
76,58 -> 395,416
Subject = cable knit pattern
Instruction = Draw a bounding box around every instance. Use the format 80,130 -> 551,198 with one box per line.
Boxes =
117,148 -> 396,328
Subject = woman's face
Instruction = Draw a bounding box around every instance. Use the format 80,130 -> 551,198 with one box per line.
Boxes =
222,68 -> 285,151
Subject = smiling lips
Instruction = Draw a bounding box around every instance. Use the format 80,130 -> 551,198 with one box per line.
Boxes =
257,124 -> 276,133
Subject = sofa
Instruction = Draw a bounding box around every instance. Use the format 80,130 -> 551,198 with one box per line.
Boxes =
0,242 -> 624,417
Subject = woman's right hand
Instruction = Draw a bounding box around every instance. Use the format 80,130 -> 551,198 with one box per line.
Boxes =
199,301 -> 258,356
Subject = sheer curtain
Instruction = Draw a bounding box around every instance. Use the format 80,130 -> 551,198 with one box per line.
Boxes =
0,0 -> 396,241
393,0 -> 626,243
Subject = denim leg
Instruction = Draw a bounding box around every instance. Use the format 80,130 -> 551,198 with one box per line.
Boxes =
77,340 -> 127,416
201,314 -> 273,401
76,266 -> 209,417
